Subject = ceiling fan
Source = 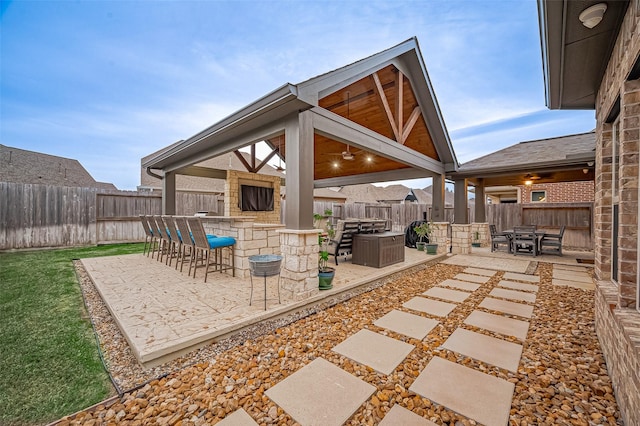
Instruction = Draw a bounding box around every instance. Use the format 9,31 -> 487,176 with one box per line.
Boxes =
326,144 -> 360,160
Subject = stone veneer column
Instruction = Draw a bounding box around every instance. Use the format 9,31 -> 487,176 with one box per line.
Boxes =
471,222 -> 489,247
430,222 -> 449,255
450,223 -> 471,254
278,229 -> 319,301
595,123 -> 613,282
618,79 -> 640,308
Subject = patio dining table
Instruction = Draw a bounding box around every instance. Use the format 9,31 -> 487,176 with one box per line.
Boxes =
503,229 -> 547,255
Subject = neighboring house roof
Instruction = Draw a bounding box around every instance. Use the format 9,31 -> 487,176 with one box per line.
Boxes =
538,0 -> 628,109
280,186 -> 348,202
451,131 -> 596,187
0,144 -> 117,190
337,183 -> 454,206
141,37 -> 457,190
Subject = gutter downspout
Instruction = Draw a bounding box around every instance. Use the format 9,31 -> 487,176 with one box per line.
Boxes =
146,167 -> 163,180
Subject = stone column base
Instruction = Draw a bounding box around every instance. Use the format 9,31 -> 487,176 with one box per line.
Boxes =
431,222 -> 449,255
471,222 -> 489,247
278,229 -> 320,301
451,224 -> 472,254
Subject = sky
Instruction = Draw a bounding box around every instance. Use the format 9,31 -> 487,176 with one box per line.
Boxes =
1,0 -> 596,190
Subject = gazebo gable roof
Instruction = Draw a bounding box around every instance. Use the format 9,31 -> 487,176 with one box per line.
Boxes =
142,38 -> 456,185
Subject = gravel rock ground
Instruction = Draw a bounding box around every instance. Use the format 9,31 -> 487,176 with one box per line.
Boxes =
64,261 -> 622,425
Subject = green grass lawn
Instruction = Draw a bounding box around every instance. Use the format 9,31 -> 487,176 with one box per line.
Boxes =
0,243 -> 144,426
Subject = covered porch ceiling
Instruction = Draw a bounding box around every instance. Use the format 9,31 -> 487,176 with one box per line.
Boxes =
142,38 -> 457,189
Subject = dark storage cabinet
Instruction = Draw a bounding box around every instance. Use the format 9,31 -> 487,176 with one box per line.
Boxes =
352,232 -> 404,268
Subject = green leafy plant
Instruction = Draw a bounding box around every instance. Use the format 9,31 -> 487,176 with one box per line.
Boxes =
318,232 -> 332,272
414,221 -> 432,243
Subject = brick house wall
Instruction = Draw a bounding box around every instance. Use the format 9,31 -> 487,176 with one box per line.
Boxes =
592,4 -> 640,425
519,181 -> 594,203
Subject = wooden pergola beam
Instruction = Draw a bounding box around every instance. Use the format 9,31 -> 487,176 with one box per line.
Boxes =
371,72 -> 401,142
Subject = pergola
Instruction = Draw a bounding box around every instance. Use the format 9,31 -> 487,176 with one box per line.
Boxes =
142,37 -> 458,230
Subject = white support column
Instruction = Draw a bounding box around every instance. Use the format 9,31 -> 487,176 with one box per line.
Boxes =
162,171 -> 176,215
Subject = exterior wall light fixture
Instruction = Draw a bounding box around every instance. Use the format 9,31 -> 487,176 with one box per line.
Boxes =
579,3 -> 607,29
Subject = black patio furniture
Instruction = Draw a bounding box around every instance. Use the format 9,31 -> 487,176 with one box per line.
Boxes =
539,225 -> 565,256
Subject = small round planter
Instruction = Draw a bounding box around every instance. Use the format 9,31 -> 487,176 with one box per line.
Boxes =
416,242 -> 426,251
472,242 -> 481,248
425,244 -> 438,255
318,267 -> 335,290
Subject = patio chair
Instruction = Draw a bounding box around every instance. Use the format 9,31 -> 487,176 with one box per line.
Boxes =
162,216 -> 181,267
139,215 -> 157,256
489,224 -> 511,253
327,219 -> 360,265
539,225 -> 565,256
187,217 -> 236,282
512,225 -> 538,256
152,215 -> 172,264
173,216 -> 194,272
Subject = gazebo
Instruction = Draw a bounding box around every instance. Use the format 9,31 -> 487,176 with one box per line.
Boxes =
142,37 -> 458,299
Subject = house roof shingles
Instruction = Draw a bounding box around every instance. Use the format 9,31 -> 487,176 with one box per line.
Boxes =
457,131 -> 595,173
0,144 -> 117,190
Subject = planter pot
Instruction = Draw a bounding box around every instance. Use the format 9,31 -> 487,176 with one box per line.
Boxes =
416,242 -> 426,251
318,267 -> 335,290
425,244 -> 438,255
472,242 -> 481,247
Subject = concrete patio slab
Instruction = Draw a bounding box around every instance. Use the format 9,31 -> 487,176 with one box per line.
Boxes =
464,310 -> 530,341
439,279 -> 481,292
265,358 -> 375,426
332,329 -> 414,375
454,273 -> 491,284
463,267 -> 496,277
553,269 -> 592,282
498,280 -> 539,293
442,328 -> 523,373
442,254 -> 532,273
553,278 -> 595,290
489,287 -> 537,303
423,287 -> 471,303
379,405 -> 438,426
409,356 -> 515,426
218,409 -> 258,425
374,310 -> 439,340
81,248 -> 431,366
554,264 -> 591,272
403,297 -> 457,317
503,272 -> 540,283
479,297 -> 534,319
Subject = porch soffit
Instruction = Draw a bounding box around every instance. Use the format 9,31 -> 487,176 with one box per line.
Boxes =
142,38 -> 455,187
539,0 -> 628,109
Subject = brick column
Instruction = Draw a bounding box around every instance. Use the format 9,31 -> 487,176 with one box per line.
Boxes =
617,79 -> 640,308
278,229 -> 319,301
595,122 -> 613,282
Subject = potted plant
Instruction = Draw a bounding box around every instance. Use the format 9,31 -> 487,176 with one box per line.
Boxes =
318,223 -> 335,290
414,222 -> 431,251
472,231 -> 481,247
313,208 -> 333,230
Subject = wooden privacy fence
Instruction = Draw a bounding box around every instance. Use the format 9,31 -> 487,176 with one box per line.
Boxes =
0,182 -> 224,249
1,181 -> 593,251
487,202 -> 593,250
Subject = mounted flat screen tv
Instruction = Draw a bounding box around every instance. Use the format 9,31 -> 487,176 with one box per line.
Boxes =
240,185 -> 274,212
